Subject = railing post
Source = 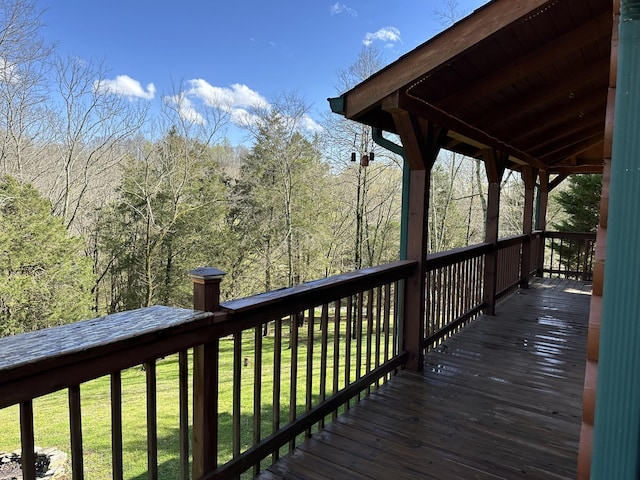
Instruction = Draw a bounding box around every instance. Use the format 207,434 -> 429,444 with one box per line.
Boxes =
189,267 -> 226,480
520,166 -> 537,287
535,172 -> 550,276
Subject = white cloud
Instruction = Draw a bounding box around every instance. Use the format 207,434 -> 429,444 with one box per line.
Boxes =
330,2 -> 357,17
300,114 -> 324,134
185,80 -> 270,111
94,75 -> 156,100
168,80 -> 269,126
170,79 -> 323,134
164,93 -> 205,125
363,27 -> 401,47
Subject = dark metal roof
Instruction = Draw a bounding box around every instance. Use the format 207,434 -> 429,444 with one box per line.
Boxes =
334,0 -> 613,174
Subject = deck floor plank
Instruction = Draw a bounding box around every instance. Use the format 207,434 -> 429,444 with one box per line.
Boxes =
257,278 -> 590,480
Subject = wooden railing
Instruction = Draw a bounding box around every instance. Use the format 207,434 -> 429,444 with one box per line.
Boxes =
496,234 -> 527,301
0,261 -> 415,480
541,231 -> 596,280
0,231 -> 595,479
423,243 -> 490,349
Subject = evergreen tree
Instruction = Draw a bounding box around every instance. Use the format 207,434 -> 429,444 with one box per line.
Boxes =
551,174 -> 602,278
553,174 -> 602,233
97,130 -> 229,312
231,109 -> 329,295
0,176 -> 94,336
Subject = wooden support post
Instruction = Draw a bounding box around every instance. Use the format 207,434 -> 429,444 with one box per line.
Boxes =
404,168 -> 430,371
535,171 -> 550,276
482,149 -> 506,315
520,166 -> 537,288
189,267 -> 226,480
536,172 -> 569,276
383,93 -> 446,372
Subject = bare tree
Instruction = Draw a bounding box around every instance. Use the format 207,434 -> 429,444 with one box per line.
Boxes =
42,56 -> 148,233
0,0 -> 53,178
325,46 -> 404,270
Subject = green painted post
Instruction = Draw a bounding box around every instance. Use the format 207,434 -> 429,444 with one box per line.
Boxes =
591,2 -> 640,478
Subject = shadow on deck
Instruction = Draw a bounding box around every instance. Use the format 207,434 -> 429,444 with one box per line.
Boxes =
258,277 -> 591,480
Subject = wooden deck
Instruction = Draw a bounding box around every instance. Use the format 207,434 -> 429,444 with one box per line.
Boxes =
257,277 -> 591,480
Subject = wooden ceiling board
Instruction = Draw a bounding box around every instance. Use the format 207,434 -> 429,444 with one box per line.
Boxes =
336,0 -> 613,174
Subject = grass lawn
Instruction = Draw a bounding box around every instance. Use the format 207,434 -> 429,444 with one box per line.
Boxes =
0,309 -> 396,479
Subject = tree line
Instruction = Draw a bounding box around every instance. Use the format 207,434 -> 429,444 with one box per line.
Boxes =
0,0 -> 593,336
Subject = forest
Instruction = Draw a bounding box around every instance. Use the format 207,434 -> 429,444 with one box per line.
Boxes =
0,0 -> 590,337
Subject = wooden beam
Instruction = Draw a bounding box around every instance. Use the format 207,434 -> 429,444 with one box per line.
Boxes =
382,92 -> 447,171
437,11 -> 612,110
548,173 -> 568,192
392,90 -> 548,171
343,0 -> 554,119
551,165 -> 603,175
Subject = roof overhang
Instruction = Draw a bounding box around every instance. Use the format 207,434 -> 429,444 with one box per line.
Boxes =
331,0 -> 614,175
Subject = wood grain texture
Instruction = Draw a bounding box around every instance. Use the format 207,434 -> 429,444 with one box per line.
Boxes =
257,278 -> 590,480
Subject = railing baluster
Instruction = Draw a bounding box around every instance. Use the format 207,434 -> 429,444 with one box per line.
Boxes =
253,325 -> 263,477
305,307 -> 315,437
69,385 -> 84,480
435,268 -> 443,336
233,332 -> 242,459
365,289 -> 374,394
454,262 -> 461,332
375,286 -> 383,388
383,283 -> 391,377
20,400 -> 36,480
319,303 -> 329,428
393,280 -> 400,359
178,351 -> 189,480
288,314 -> 299,451
272,318 -> 282,462
446,265 -> 453,337
332,299 -> 341,418
355,292 -> 364,402
145,361 -> 157,480
111,372 -> 123,480
344,295 -> 352,410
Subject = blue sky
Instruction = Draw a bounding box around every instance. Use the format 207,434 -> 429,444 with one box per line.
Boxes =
36,0 -> 488,143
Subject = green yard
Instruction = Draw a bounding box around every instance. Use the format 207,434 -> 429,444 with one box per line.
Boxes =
0,315 -> 394,479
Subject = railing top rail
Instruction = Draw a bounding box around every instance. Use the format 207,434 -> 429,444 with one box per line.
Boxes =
544,231 -> 597,240
426,243 -> 492,270
497,233 -> 528,248
0,306 -> 219,407
221,260 -> 416,319
0,260 -> 416,409
0,306 -> 211,375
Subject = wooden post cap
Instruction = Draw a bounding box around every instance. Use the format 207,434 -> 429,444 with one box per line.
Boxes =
188,267 -> 226,282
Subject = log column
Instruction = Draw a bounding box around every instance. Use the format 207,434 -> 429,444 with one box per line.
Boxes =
577,3 -> 618,477
590,0 -> 640,477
